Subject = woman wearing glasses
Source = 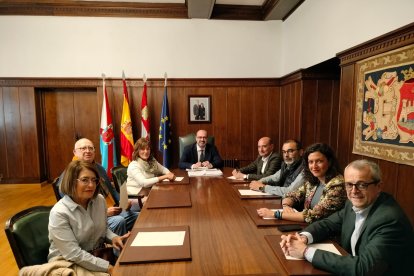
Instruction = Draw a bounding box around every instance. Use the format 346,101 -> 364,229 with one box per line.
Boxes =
126,137 -> 175,196
32,160 -> 128,275
257,143 -> 346,224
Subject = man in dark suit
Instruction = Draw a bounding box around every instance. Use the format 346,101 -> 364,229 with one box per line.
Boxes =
179,129 -> 223,169
232,137 -> 281,180
280,159 -> 414,276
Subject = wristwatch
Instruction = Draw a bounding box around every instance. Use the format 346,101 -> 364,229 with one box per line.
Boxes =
259,186 -> 265,192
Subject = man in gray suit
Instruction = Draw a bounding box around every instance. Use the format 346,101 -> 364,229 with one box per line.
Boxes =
232,137 -> 281,180
280,159 -> 413,276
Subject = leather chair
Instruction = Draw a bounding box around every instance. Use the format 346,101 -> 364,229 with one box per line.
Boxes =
111,165 -> 144,208
51,177 -> 62,201
178,133 -> 215,159
5,206 -> 52,269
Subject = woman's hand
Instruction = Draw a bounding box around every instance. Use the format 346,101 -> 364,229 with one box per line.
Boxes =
256,208 -> 275,218
112,232 -> 131,250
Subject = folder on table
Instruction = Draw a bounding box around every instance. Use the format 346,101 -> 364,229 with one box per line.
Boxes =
118,225 -> 191,264
243,205 -> 306,227
145,190 -> 192,209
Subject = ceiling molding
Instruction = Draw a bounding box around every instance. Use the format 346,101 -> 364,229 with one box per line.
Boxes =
0,1 -> 188,19
0,0 -> 305,20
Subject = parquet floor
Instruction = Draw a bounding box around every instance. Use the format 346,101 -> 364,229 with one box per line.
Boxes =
0,184 -> 56,276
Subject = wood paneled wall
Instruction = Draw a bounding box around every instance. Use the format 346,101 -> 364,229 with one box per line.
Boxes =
337,23 -> 414,225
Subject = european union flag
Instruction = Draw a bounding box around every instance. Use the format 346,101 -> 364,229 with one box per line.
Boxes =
158,87 -> 171,168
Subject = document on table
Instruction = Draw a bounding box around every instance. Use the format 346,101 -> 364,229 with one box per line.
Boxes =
283,243 -> 341,260
238,189 -> 272,196
227,176 -> 237,179
162,177 -> 184,182
131,231 -> 186,247
187,169 -> 223,177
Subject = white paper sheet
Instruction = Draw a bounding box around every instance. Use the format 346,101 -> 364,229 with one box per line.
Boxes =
188,169 -> 223,177
238,189 -> 271,196
162,176 -> 184,182
119,181 -> 129,210
284,243 -> 341,260
131,231 -> 186,247
227,176 -> 237,180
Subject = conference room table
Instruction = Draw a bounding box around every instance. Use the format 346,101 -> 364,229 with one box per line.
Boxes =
113,168 -> 334,276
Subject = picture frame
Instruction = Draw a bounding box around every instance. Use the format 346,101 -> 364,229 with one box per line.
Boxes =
188,95 -> 211,123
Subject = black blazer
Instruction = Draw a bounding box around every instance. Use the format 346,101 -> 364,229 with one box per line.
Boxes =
178,143 -> 223,169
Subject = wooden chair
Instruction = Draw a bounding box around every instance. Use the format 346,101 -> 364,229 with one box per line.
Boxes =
5,206 -> 53,268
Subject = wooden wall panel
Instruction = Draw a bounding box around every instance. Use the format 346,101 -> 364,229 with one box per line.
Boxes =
3,87 -> 24,179
336,65 -> 355,167
396,164 -> 414,225
239,87 -> 254,162
19,87 -> 39,179
301,80 -> 317,148
0,87 -> 7,181
267,86 -> 281,148
225,87 -> 240,159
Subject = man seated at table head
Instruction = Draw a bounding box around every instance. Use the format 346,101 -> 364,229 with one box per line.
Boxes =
57,138 -> 138,236
249,139 -> 305,196
232,137 -> 281,181
179,129 -> 223,169
280,159 -> 414,276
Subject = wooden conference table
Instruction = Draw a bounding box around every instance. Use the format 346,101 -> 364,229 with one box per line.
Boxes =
113,168 -> 331,276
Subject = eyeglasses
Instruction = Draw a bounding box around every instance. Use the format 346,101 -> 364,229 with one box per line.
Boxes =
344,180 -> 378,191
77,178 -> 99,185
196,136 -> 207,140
282,149 -> 297,155
76,146 -> 95,152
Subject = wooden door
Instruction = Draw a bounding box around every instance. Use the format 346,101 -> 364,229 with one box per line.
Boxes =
42,89 -> 100,180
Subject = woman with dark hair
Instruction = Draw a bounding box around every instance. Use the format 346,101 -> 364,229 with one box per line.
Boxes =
126,137 -> 175,195
257,143 -> 346,224
21,160 -> 129,275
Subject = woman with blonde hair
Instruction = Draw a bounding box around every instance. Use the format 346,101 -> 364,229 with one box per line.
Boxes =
126,138 -> 175,195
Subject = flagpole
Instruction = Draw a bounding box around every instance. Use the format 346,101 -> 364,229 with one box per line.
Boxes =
143,74 -> 147,83
122,70 -> 126,80
164,72 -> 167,87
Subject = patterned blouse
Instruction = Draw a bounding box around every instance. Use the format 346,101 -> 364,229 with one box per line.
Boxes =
283,174 -> 346,224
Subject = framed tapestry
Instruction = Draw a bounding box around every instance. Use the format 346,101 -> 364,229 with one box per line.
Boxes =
353,44 -> 414,166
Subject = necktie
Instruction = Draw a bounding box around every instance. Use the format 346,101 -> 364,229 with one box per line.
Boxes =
199,150 -> 205,162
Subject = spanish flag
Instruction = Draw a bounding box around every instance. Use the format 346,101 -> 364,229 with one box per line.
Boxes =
120,72 -> 134,166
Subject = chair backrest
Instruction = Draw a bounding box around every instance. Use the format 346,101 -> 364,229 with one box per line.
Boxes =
111,165 -> 128,194
178,133 -> 215,159
5,206 -> 52,268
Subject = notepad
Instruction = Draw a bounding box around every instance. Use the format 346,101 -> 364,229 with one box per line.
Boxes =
131,231 -> 186,247
284,243 -> 341,260
238,189 -> 272,196
162,176 -> 184,182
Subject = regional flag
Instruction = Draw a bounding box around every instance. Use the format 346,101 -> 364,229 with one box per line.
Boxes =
158,87 -> 172,168
100,76 -> 117,177
141,81 -> 150,139
120,75 -> 134,166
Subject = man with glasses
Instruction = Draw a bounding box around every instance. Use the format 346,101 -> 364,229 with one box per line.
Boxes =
249,139 -> 305,196
179,129 -> 223,169
232,137 -> 281,181
57,138 -> 138,236
280,159 -> 413,275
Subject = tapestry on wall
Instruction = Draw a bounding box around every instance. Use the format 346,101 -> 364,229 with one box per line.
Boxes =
353,44 -> 414,166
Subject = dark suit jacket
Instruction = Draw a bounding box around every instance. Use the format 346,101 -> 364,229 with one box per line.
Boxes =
304,192 -> 414,276
179,143 -> 224,169
239,152 -> 281,180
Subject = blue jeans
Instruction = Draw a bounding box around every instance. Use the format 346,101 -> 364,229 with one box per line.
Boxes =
107,210 -> 138,236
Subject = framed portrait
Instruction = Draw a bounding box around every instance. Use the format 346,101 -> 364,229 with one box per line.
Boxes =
188,95 -> 211,123
353,44 -> 414,166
